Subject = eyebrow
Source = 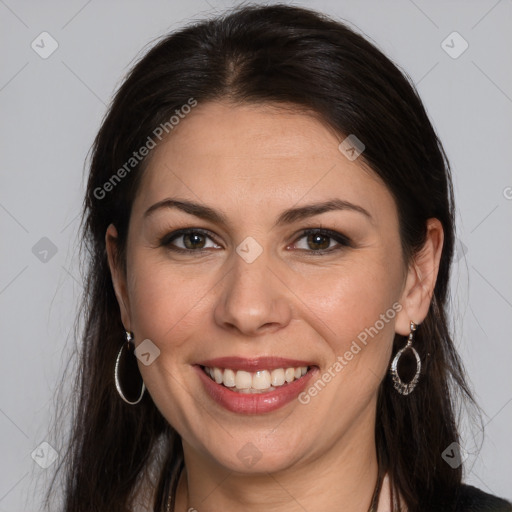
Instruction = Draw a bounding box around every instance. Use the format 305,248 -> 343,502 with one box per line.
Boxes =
143,197 -> 372,227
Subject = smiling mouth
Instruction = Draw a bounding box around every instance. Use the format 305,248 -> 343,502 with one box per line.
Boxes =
200,365 -> 313,394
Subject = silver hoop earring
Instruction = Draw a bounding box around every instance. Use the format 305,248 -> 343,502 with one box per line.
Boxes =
114,331 -> 146,405
390,321 -> 421,395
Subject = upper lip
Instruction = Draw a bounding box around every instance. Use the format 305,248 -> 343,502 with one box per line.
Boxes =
196,356 -> 317,372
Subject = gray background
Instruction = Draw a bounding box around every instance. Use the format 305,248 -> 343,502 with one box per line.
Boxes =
1,0 -> 511,510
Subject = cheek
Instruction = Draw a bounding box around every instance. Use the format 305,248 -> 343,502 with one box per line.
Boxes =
124,254 -> 212,428
126,253 -> 215,348
294,257 -> 402,344
290,255 -> 403,406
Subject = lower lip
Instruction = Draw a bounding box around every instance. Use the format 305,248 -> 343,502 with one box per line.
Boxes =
194,365 -> 318,414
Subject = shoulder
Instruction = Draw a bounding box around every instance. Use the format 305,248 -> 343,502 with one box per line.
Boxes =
450,484 -> 512,512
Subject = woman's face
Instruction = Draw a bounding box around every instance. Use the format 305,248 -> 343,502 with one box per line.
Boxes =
108,101 -> 416,474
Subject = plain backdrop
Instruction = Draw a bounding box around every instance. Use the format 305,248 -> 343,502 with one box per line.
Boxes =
0,0 -> 511,510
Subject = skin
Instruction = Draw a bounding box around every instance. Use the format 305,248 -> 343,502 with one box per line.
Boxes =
106,101 -> 443,512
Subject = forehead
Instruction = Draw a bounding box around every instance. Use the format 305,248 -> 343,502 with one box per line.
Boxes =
171,101 -> 337,156
133,101 -> 393,220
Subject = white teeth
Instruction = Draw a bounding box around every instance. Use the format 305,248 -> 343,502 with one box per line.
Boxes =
271,368 -> 285,386
223,368 -> 236,387
252,370 -> 271,390
213,367 -> 223,384
203,365 -> 309,392
235,370 -> 252,389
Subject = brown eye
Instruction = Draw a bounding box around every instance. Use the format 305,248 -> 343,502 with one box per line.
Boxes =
160,229 -> 221,252
182,232 -> 206,249
292,229 -> 351,254
305,233 -> 331,251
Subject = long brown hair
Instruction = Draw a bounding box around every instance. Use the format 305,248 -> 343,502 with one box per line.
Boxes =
45,4 -> 477,511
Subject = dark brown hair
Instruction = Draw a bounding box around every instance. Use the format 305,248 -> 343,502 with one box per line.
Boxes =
45,4 -> 476,511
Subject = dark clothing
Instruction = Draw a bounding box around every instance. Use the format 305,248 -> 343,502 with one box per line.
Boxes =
455,484 -> 512,511
425,484 -> 512,511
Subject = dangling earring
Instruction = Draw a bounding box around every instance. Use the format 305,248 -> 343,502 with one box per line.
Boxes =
114,331 -> 146,405
390,321 -> 421,395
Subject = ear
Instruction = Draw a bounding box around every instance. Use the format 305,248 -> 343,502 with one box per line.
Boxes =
105,223 -> 132,331
395,218 -> 444,336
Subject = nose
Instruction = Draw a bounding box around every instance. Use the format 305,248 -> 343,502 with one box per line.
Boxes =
213,247 -> 293,336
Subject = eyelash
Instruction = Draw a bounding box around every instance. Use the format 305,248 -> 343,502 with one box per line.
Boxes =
158,228 -> 352,255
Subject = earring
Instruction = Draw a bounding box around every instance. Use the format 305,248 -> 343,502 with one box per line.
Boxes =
114,331 -> 146,405
390,321 -> 421,395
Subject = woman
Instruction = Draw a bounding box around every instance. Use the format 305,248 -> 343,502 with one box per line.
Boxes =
46,4 -> 512,511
